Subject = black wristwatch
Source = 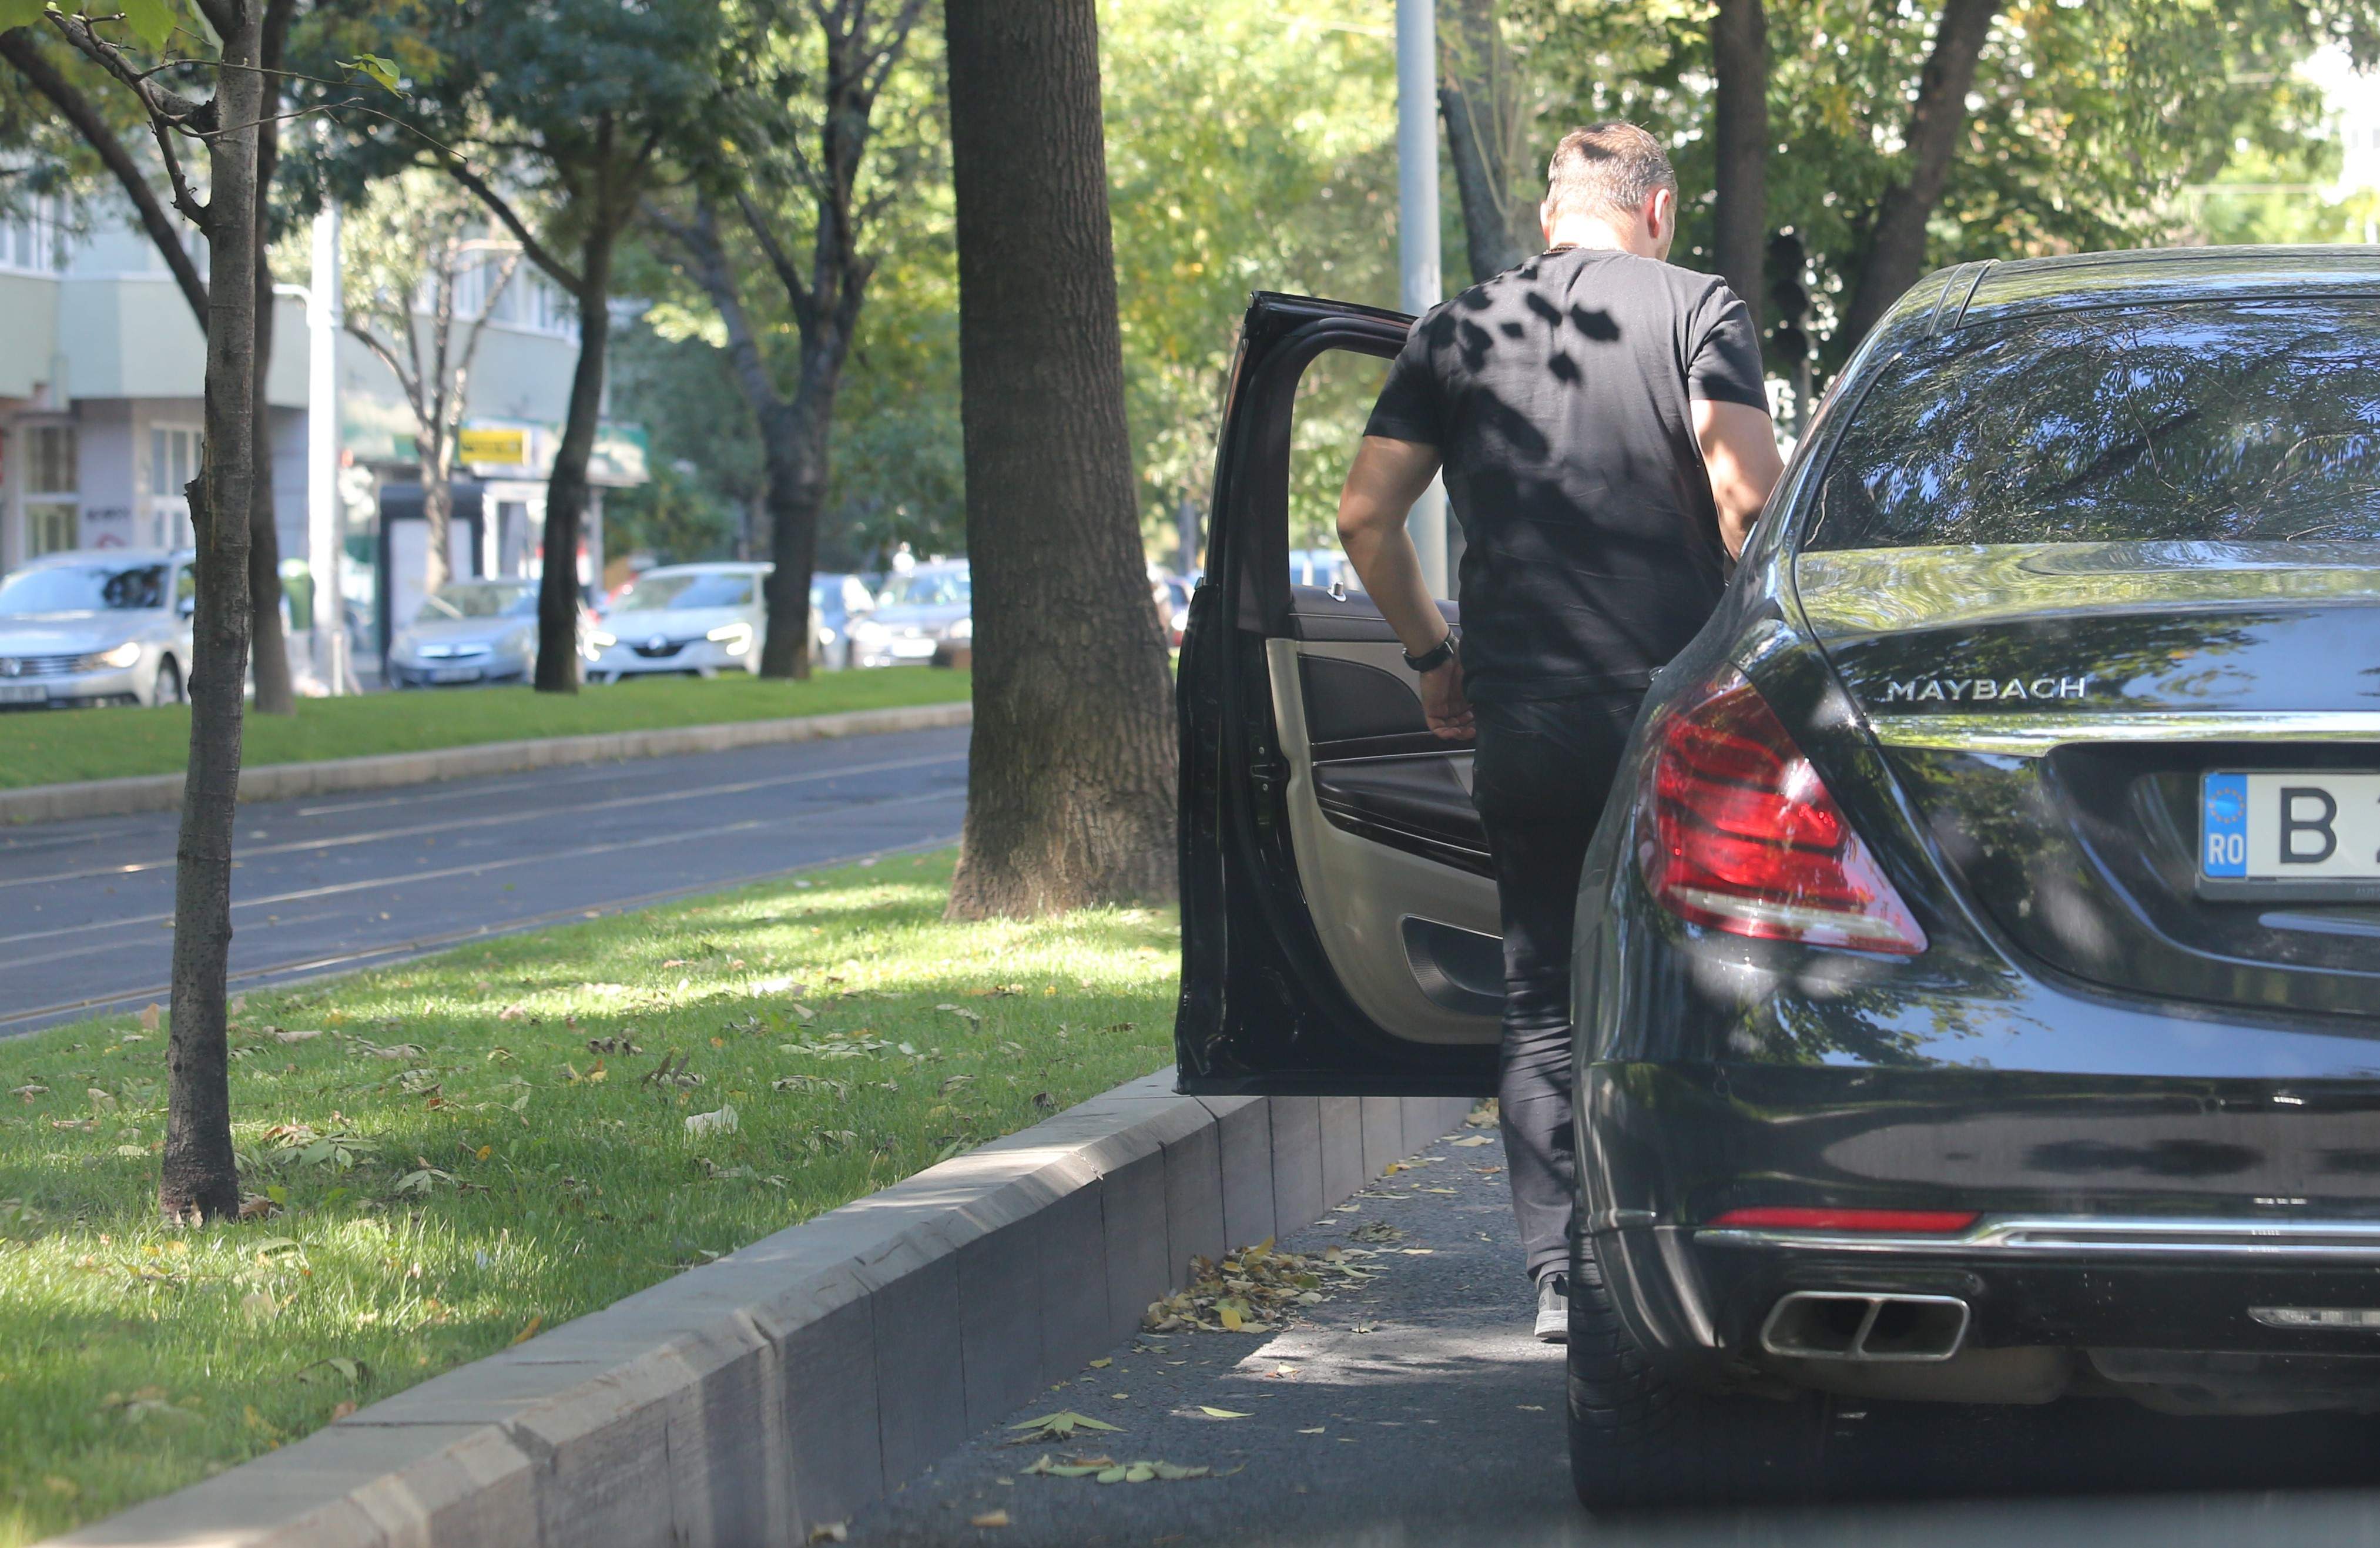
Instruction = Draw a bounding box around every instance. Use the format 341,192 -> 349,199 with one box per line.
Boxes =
1403,634 -> 1457,674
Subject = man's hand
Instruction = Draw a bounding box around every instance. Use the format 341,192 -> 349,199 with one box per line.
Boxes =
1419,654 -> 1474,741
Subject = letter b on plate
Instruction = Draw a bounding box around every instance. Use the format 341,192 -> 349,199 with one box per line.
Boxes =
2280,786 -> 2339,865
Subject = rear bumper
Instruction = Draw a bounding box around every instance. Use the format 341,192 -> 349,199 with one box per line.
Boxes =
1583,1057 -> 2380,1396
1599,1215 -> 2380,1368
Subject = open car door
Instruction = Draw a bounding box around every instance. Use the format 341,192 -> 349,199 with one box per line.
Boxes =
1175,293 -> 1500,1098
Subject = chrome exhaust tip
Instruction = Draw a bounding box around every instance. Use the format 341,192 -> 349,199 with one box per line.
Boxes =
1759,1291 -> 1970,1362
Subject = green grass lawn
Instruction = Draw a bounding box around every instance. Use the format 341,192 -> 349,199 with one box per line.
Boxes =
0,669 -> 973,791
0,849 -> 1176,1544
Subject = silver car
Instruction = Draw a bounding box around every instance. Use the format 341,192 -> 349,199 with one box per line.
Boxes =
588,563 -> 770,681
0,549 -> 194,710
386,579 -> 556,688
847,562 -> 971,668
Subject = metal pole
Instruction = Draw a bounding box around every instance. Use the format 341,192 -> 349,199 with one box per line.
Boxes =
306,201 -> 344,693
1396,0 -> 1450,599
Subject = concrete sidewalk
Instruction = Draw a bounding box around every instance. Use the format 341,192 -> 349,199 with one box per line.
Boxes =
0,700 -> 973,826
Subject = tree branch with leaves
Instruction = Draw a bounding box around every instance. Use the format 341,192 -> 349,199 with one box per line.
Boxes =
647,0 -> 926,679
344,169 -> 521,599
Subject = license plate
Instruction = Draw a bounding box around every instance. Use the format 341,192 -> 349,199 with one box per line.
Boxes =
0,683 -> 45,704
428,666 -> 484,683
2203,771 -> 2380,881
889,639 -> 937,658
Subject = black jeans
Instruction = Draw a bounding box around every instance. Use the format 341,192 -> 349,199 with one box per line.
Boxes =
1469,688 -> 1646,1286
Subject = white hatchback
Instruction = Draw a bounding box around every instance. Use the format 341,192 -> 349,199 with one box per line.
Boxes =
588,563 -> 769,681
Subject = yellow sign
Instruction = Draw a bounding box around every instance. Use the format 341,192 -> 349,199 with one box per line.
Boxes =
459,427 -> 528,465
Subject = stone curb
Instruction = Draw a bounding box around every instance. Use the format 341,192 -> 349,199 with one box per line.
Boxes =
0,701 -> 975,826
46,1070 -> 1478,1547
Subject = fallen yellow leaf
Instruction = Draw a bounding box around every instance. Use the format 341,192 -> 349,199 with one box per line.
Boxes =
969,1510 -> 1010,1528
1197,1406 -> 1251,1419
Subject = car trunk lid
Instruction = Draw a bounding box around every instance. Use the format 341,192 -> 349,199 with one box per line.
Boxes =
1797,541 -> 2380,1021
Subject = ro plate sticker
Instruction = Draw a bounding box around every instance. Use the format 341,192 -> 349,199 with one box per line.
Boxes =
2203,771 -> 2247,877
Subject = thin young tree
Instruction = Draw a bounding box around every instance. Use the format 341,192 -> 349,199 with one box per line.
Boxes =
649,0 -> 928,679
942,0 -> 1176,915
1438,0 -> 1537,283
343,169 -> 521,599
0,12 -> 299,713
323,0 -> 729,692
2,0 -> 267,1220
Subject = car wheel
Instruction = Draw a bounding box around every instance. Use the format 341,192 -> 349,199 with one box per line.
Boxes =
153,656 -> 185,707
1566,1235 -> 1820,1510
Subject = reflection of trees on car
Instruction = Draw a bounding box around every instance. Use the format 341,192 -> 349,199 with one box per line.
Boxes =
1816,303 -> 2380,551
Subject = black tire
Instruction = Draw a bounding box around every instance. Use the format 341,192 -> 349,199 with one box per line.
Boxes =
153,656 -> 185,706
1567,1234 -> 1821,1510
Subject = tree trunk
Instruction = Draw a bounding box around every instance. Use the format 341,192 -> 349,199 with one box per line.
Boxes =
1841,0 -> 1999,346
534,229 -> 615,693
943,0 -> 1178,917
422,465 -> 454,596
1710,0 -> 1768,330
756,394 -> 823,679
244,0 -> 295,713
162,0 -> 262,1225
247,237 -> 294,711
1438,0 -> 1537,284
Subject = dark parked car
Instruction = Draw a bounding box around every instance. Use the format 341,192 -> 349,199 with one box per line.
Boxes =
1176,254 -> 2380,1508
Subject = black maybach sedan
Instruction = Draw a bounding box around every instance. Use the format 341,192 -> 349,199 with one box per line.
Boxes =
1174,248 -> 2380,1507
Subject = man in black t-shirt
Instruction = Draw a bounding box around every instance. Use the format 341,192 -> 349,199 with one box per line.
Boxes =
1338,122 -> 1783,1342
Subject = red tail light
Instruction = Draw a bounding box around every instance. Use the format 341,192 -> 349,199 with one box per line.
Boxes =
1640,671 -> 1926,954
1708,1207 -> 1978,1234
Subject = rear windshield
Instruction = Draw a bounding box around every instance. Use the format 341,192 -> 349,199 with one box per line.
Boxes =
1809,301 -> 2380,550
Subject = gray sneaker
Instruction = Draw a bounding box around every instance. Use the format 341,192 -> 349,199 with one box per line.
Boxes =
1534,1271 -> 1569,1343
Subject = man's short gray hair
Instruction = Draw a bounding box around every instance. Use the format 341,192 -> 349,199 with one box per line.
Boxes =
1544,123 -> 1678,222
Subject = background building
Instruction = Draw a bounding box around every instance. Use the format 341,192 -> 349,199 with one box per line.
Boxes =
0,196 -> 645,669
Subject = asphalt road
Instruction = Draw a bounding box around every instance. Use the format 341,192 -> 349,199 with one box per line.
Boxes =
849,1122 -> 2380,1548
0,724 -> 970,1034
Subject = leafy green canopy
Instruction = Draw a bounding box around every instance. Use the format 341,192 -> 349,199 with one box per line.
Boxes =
1520,0 -> 2380,380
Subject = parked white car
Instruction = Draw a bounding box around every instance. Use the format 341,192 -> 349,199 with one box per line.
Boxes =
0,549 -> 195,709
588,562 -> 770,681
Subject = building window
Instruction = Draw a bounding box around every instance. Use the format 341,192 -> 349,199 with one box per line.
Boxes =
0,196 -> 63,275
22,422 -> 78,557
149,425 -> 200,549
150,426 -> 199,498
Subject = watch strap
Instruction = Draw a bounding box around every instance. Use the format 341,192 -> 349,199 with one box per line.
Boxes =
1402,635 -> 1456,674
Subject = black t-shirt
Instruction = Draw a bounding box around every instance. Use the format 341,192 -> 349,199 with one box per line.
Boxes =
1364,247 -> 1766,702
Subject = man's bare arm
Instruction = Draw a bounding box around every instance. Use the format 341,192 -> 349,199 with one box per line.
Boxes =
1338,435 -> 1447,651
1336,435 -> 1472,740
1692,399 -> 1785,558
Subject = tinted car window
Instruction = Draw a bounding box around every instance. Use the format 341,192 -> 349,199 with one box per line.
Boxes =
1810,301 -> 2380,550
0,563 -> 167,614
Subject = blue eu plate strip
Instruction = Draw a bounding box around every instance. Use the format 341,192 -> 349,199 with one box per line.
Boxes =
2203,772 -> 2247,878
